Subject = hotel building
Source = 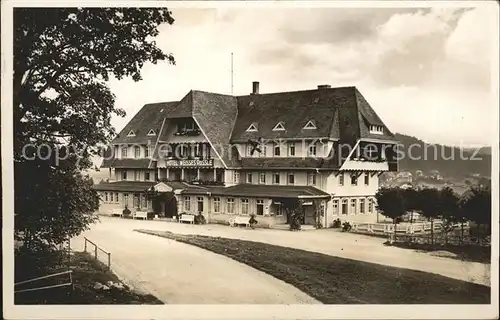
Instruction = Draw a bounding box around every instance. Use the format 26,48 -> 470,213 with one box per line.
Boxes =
95,82 -> 398,227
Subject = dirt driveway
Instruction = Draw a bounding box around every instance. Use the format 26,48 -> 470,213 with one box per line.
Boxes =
71,219 -> 319,304
86,216 -> 490,287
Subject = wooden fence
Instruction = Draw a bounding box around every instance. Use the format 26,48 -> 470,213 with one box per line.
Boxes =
351,221 -> 469,236
84,237 -> 111,270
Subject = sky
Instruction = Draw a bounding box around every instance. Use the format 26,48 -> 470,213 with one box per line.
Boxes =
107,4 -> 497,147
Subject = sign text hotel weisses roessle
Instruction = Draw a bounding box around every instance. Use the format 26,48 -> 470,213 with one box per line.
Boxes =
164,159 -> 214,167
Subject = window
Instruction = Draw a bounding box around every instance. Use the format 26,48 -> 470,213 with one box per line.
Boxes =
256,199 -> 264,216
276,204 -> 283,216
233,171 -> 240,183
369,125 -> 384,134
308,142 -> 317,156
213,197 -> 221,213
104,192 -> 108,202
134,146 -> 140,158
110,192 -> 114,202
339,173 -> 344,186
259,172 -> 266,184
241,199 -> 249,215
194,144 -> 201,157
351,174 -> 358,186
197,197 -> 204,212
114,145 -> 119,158
115,193 -> 119,203
246,172 -> 253,184
341,199 -> 348,215
303,120 -> 317,130
259,144 -> 267,157
122,170 -> 127,180
288,142 -> 295,156
227,198 -> 235,214
246,123 -> 258,132
365,144 -> 377,160
359,199 -> 365,214
368,198 -> 374,213
145,172 -> 150,181
332,199 -> 339,215
272,122 -> 285,131
127,130 -> 136,137
364,173 -> 369,185
308,173 -> 317,186
133,193 -> 140,208
134,170 -> 140,181
274,143 -> 281,156
287,172 -> 295,185
123,193 -> 129,208
141,194 -> 147,208
246,144 -> 253,157
147,129 -> 156,136
184,196 -> 191,211
273,172 -> 280,185
121,147 -> 128,158
145,146 -> 150,158
351,199 -> 357,214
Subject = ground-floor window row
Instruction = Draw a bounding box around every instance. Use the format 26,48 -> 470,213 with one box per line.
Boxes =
181,196 -> 282,216
100,192 -> 151,210
331,197 -> 376,215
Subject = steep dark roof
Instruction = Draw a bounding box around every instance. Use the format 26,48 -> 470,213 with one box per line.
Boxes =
93,181 -> 155,192
113,102 -> 178,144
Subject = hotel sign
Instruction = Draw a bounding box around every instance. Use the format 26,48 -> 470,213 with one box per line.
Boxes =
165,159 -> 214,168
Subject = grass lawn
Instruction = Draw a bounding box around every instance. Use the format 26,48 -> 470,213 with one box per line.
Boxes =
136,229 -> 490,304
15,251 -> 163,304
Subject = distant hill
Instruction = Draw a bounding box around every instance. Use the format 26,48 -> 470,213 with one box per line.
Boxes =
393,133 -> 491,179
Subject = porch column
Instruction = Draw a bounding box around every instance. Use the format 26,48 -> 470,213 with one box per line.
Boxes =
213,168 -> 217,180
197,168 -> 201,180
166,168 -> 170,180
181,168 -> 185,180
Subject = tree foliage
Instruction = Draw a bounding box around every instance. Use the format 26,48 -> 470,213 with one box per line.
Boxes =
459,184 -> 492,231
14,8 -> 175,247
375,187 -> 405,222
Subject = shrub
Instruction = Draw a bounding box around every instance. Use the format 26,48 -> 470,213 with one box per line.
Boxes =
332,218 -> 342,228
289,213 -> 302,231
249,214 -> 258,229
122,206 -> 131,217
342,221 -> 352,232
194,212 -> 206,225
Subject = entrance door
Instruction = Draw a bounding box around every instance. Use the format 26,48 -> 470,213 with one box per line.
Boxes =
341,199 -> 348,215
197,197 -> 204,212
256,200 -> 264,216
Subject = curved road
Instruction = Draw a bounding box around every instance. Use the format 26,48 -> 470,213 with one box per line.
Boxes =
71,220 -> 319,304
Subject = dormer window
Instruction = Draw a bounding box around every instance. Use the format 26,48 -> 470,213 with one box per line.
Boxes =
147,129 -> 156,136
127,130 -> 136,137
272,121 -> 285,131
369,125 -> 384,134
303,120 -> 317,130
246,123 -> 258,132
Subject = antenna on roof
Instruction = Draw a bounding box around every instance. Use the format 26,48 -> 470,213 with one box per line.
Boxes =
230,52 -> 234,95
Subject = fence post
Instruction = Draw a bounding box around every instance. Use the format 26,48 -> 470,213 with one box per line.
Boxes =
107,253 -> 111,270
94,245 -> 98,260
84,238 -> 87,252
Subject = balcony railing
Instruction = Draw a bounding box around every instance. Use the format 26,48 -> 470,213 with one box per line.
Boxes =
173,129 -> 201,136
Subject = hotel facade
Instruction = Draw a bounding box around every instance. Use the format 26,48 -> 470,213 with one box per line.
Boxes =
95,82 -> 398,227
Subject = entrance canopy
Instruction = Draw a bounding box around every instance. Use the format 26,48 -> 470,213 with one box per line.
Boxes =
194,184 -> 331,199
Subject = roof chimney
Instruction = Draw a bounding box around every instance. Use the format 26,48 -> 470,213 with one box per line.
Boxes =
317,84 -> 331,89
252,81 -> 260,94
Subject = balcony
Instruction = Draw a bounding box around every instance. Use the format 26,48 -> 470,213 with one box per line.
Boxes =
173,128 -> 201,136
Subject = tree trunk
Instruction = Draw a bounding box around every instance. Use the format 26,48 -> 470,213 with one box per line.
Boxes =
460,221 -> 464,244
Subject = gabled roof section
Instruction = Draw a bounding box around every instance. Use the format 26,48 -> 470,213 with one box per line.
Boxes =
354,88 -> 396,141
191,90 -> 239,168
303,120 -> 317,130
112,101 -> 178,144
272,121 -> 286,131
246,123 -> 258,132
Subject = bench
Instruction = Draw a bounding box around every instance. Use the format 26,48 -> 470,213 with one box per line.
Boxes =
229,216 -> 250,227
110,209 -> 123,217
179,214 -> 195,224
133,211 -> 148,220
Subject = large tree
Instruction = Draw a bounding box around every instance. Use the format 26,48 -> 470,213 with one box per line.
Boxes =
14,8 -> 175,248
416,188 -> 441,244
459,184 -> 492,238
375,187 -> 405,242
